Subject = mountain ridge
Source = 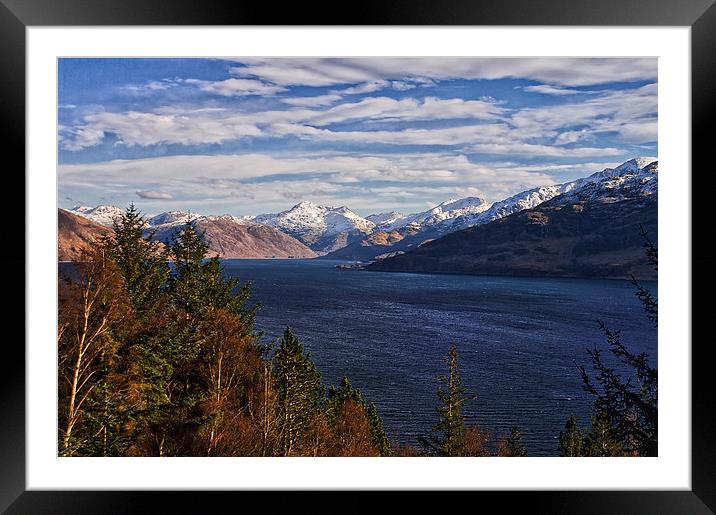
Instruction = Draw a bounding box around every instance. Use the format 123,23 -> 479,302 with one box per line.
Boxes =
366,159 -> 658,280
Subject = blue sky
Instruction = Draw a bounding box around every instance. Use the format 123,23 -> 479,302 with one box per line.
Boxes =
58,58 -> 657,217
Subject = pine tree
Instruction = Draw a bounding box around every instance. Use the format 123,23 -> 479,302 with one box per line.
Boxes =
273,327 -> 324,456
584,411 -> 623,457
558,415 -> 585,457
366,402 -> 392,457
325,377 -> 384,456
141,222 -> 261,456
167,223 -> 256,325
576,227 -> 658,456
325,377 -> 364,425
506,426 -> 527,457
105,203 -> 168,316
421,343 -> 476,456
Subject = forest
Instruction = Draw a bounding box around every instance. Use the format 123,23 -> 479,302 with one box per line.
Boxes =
58,205 -> 658,457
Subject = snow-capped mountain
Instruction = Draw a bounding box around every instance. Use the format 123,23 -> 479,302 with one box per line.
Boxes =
253,201 -> 376,253
325,158 -> 658,262
367,158 -> 659,279
147,211 -> 254,239
65,158 -> 657,261
363,198 -> 491,233
366,211 -> 406,230
148,210 -> 202,227
377,197 -> 491,232
65,206 -> 315,259
68,205 -> 126,227
443,158 -> 657,232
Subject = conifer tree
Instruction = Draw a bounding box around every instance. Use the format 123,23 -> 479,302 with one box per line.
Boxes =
421,343 -> 476,456
558,415 -> 585,457
140,222 -> 260,456
105,203 -> 168,316
506,426 -> 527,457
366,402 -> 392,457
273,327 -> 324,456
325,376 -> 364,425
167,223 -> 256,325
584,411 -> 624,457
324,377 -> 384,456
576,227 -> 658,456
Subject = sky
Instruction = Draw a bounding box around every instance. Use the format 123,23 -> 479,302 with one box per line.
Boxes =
57,57 -> 657,217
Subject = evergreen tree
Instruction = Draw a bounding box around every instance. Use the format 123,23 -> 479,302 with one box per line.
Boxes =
167,223 -> 256,326
421,343 -> 476,456
506,426 -> 527,457
325,376 -> 364,426
366,402 -> 392,457
140,223 -> 261,456
105,203 -> 168,316
325,377 -> 385,456
584,411 -> 623,457
558,415 -> 585,457
273,327 -> 324,456
576,228 -> 658,456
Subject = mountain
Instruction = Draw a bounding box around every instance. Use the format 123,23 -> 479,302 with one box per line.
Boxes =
58,208 -> 111,261
440,157 -> 658,232
396,197 -> 491,230
253,201 -> 375,253
325,158 -> 657,262
148,214 -> 317,259
367,160 -> 658,280
366,211 -> 405,231
68,205 -> 125,227
64,207 -> 316,259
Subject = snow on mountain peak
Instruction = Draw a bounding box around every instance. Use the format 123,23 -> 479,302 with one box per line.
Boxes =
441,158 -> 658,232
148,211 -> 201,226
254,201 -> 375,243
69,204 -> 125,227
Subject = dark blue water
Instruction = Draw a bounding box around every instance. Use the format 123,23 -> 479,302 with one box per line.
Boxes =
222,259 -> 657,456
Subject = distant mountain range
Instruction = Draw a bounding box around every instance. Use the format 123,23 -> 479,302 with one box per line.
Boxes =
60,207 -> 316,260
61,157 -> 658,278
366,159 -> 658,280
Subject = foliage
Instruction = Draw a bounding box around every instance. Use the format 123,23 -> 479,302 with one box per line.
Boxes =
421,343 -> 477,456
566,226 -> 658,456
558,415 -> 585,457
273,327 -> 324,456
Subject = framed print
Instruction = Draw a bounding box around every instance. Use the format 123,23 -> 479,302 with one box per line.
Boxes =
3,0 -> 714,512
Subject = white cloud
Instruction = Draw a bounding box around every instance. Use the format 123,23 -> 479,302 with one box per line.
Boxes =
59,125 -> 107,151
58,152 -> 563,212
523,84 -> 590,95
554,129 -> 593,145
281,94 -> 343,107
63,111 -> 263,149
185,78 -> 287,97
509,83 -> 657,143
305,96 -> 505,126
468,142 -> 622,157
338,81 -> 390,95
230,59 -> 376,86
136,190 -> 173,199
60,80 -> 656,153
230,57 -> 656,87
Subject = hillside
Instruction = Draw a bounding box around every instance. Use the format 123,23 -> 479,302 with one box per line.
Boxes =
58,209 -> 111,261
367,179 -> 657,280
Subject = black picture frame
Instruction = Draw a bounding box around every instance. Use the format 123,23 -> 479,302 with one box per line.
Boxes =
2,0 -> 713,512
